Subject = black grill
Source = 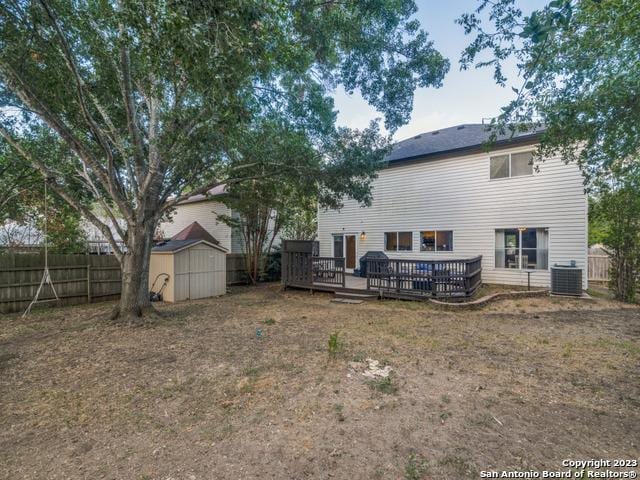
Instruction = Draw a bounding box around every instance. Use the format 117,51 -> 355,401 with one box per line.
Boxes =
551,264 -> 582,296
359,251 -> 388,277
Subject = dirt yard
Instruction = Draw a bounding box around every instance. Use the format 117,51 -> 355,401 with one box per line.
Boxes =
1,284 -> 639,480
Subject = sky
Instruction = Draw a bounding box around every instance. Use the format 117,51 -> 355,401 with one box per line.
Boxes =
332,1 -> 543,141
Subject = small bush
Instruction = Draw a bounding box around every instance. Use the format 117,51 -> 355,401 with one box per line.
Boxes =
328,332 -> 341,357
369,376 -> 397,395
263,318 -> 276,325
405,453 -> 429,480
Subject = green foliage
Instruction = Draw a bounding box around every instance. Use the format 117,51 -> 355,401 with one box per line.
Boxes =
327,332 -> 341,357
0,0 -> 448,314
590,175 -> 640,303
368,376 -> 397,395
0,130 -> 89,253
588,197 -> 608,247
405,453 -> 429,480
280,199 -> 317,241
458,0 -> 640,188
218,119 -> 387,283
264,246 -> 282,282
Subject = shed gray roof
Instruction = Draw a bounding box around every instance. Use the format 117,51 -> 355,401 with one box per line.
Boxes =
152,239 -> 200,252
151,238 -> 227,253
387,124 -> 544,163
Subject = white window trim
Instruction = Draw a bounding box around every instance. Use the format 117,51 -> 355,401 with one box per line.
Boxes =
493,227 -> 550,271
420,230 -> 454,252
489,150 -> 535,181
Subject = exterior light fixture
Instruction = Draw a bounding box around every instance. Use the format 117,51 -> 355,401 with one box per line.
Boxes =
360,231 -> 366,240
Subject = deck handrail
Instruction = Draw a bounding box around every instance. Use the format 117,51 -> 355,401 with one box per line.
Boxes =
366,256 -> 482,297
311,256 -> 345,287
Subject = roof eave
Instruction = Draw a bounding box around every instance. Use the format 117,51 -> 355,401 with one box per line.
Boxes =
385,132 -> 542,167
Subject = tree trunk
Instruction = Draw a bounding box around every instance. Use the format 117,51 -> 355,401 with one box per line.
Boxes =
112,222 -> 156,323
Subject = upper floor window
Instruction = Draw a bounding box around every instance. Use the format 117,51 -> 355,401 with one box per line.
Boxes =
385,231 -> 412,251
420,230 -> 453,251
490,151 -> 534,179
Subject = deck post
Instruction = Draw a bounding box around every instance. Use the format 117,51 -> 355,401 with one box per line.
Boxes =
366,260 -> 370,290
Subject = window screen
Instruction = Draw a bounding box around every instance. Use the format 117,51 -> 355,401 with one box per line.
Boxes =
436,231 -> 453,251
384,232 -> 397,251
511,151 -> 534,177
398,232 -> 412,251
490,155 -> 509,179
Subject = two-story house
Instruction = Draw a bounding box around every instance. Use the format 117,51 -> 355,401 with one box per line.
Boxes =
317,124 -> 588,289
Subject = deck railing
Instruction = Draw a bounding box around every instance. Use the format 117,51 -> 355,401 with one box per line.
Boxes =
366,256 -> 482,297
312,256 -> 345,287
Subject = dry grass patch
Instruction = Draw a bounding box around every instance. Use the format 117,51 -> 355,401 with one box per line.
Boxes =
0,283 -> 638,479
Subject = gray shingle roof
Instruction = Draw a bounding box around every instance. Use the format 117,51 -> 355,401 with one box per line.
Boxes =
387,124 -> 544,163
152,239 -> 201,252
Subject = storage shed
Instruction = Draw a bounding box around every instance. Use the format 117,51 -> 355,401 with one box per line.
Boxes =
149,222 -> 227,302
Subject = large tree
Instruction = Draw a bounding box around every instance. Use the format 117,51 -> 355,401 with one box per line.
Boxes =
458,0 -> 640,185
0,0 -> 448,321
219,118 -> 388,284
590,170 -> 640,302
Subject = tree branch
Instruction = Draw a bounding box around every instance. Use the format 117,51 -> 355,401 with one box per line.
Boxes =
0,126 -> 125,262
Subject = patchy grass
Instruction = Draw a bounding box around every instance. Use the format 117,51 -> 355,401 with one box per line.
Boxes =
404,453 -> 430,480
368,376 -> 398,395
0,283 -> 638,480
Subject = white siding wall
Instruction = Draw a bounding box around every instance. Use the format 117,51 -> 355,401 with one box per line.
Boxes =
160,200 -> 233,252
317,145 -> 588,289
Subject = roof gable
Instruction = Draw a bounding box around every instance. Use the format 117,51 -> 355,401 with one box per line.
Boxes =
152,238 -> 227,254
170,221 -> 220,245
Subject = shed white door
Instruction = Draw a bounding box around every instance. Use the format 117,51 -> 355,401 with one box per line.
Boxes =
188,246 -> 226,299
174,245 -> 226,301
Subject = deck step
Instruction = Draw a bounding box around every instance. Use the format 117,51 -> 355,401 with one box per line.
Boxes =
334,291 -> 378,301
330,298 -> 364,304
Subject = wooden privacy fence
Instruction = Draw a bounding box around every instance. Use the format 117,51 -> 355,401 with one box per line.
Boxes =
0,252 -> 279,314
0,254 -> 121,314
588,254 -> 610,282
226,253 -> 248,285
281,240 -> 319,287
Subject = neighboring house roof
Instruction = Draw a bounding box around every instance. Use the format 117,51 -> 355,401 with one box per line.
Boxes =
387,123 -> 545,164
152,238 -> 227,254
170,221 -> 220,245
176,184 -> 226,205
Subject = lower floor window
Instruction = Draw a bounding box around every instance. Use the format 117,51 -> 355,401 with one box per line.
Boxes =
385,231 -> 412,251
495,228 -> 548,269
420,230 -> 453,251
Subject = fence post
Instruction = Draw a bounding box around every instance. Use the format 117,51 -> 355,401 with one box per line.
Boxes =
86,263 -> 91,304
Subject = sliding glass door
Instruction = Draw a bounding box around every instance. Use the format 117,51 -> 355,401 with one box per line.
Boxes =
495,228 -> 548,269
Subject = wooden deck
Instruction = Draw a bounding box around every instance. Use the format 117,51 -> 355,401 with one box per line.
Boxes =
281,240 -> 482,301
313,274 -> 368,292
